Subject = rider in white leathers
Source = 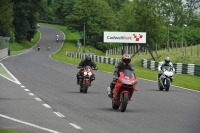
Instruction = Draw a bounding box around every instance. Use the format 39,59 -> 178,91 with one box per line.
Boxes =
157,57 -> 175,81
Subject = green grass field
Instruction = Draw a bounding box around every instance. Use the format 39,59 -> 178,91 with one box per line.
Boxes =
0,129 -> 30,133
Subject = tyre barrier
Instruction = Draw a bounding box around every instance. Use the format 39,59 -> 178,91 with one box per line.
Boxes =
66,51 -> 120,65
141,59 -> 200,76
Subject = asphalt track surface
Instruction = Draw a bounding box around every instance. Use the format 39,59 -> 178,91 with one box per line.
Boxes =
0,26 -> 200,133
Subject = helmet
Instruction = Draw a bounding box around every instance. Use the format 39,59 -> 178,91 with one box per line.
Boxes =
164,56 -> 170,64
85,55 -> 91,63
122,54 -> 131,64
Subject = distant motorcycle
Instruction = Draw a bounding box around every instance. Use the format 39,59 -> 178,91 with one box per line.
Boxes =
158,66 -> 174,91
77,65 -> 96,93
56,37 -> 59,43
107,69 -> 137,112
37,45 -> 40,51
47,45 -> 50,51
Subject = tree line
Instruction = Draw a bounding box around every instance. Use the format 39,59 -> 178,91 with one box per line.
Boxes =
0,0 -> 200,51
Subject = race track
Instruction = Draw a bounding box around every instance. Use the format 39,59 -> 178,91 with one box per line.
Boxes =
0,25 -> 200,133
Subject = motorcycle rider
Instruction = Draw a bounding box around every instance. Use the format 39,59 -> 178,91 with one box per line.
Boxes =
108,54 -> 137,98
56,34 -> 59,39
56,34 -> 59,41
47,44 -> 50,50
157,56 -> 175,81
37,45 -> 40,51
76,55 -> 98,85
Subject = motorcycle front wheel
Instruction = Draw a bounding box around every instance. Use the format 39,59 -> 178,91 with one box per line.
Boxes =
165,79 -> 170,91
83,80 -> 89,93
120,93 -> 129,112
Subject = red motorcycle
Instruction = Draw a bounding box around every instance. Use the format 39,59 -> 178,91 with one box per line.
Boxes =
78,66 -> 96,93
110,69 -> 137,112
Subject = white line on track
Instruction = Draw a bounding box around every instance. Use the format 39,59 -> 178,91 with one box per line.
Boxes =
54,112 -> 65,117
69,123 -> 82,130
43,104 -> 52,108
0,114 -> 61,133
24,89 -> 30,91
21,85 -> 25,88
35,97 -> 42,101
28,93 -> 34,96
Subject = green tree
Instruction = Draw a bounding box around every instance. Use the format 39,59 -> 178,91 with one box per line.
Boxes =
11,0 -> 50,42
66,0 -> 117,51
105,0 -> 126,12
53,0 -> 79,24
0,0 -> 13,37
118,0 -> 166,45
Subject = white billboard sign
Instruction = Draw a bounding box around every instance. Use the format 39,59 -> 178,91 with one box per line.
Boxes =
104,32 -> 146,43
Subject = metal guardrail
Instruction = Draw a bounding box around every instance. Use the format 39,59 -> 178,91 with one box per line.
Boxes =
0,36 -> 10,59
141,59 -> 200,76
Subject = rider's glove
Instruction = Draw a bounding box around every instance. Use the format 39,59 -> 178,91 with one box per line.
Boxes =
113,76 -> 118,82
77,66 -> 82,69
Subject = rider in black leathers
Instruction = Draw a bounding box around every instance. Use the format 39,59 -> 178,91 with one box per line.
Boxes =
76,55 -> 98,85
108,54 -> 137,98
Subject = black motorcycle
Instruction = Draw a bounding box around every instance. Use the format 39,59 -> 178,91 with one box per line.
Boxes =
37,45 -> 40,51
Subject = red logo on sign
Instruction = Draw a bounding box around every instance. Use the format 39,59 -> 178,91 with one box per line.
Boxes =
133,34 -> 143,41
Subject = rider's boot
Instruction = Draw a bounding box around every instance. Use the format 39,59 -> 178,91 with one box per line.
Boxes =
107,87 -> 113,98
90,76 -> 95,86
108,83 -> 115,98
77,78 -> 79,85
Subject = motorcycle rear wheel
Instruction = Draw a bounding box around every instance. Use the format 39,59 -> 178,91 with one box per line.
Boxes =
158,81 -> 163,90
112,99 -> 119,110
79,87 -> 83,93
120,93 -> 129,112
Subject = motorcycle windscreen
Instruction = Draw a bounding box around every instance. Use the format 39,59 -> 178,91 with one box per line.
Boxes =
85,65 -> 92,71
122,69 -> 133,78
162,66 -> 171,71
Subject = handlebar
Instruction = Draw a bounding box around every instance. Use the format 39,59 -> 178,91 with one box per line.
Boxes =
77,66 -> 97,70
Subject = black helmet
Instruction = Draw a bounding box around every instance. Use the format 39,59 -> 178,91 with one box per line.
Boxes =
122,54 -> 131,64
85,55 -> 91,62
164,56 -> 170,64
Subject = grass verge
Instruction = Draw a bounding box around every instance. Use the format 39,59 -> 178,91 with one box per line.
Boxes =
9,30 -> 40,56
0,129 -> 31,133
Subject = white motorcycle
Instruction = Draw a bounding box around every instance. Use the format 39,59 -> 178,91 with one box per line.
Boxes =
158,66 -> 174,91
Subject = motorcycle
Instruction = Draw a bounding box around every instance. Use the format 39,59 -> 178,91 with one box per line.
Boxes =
158,66 -> 174,91
56,37 -> 59,43
37,45 -> 40,51
47,45 -> 50,51
107,69 -> 137,112
77,65 -> 96,93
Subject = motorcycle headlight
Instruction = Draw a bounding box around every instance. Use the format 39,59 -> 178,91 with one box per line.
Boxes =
164,71 -> 170,77
84,72 -> 87,75
120,78 -> 127,84
130,81 -> 135,85
169,72 -> 174,76
88,72 -> 92,76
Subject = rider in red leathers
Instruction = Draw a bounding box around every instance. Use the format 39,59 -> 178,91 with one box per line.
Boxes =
108,54 -> 137,98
